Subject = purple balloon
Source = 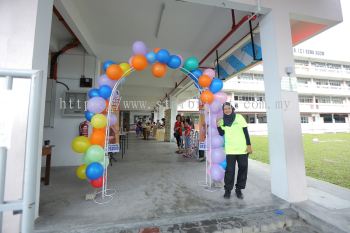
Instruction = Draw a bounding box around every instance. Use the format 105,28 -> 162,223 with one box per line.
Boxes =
217,110 -> 224,119
87,97 -> 106,114
211,148 -> 225,163
211,135 -> 224,149
209,126 -> 219,136
210,100 -> 222,114
97,74 -> 117,89
210,164 -> 225,181
203,69 -> 215,79
132,41 -> 147,55
214,91 -> 228,104
108,114 -> 117,125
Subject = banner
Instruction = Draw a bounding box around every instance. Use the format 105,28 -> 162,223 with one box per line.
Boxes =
198,102 -> 206,150
107,90 -> 120,152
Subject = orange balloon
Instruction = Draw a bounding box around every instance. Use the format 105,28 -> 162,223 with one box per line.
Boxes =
106,64 -> 123,80
200,90 -> 214,104
93,127 -> 106,133
198,75 -> 212,88
152,63 -> 167,78
90,131 -> 106,147
154,48 -> 161,53
132,55 -> 148,71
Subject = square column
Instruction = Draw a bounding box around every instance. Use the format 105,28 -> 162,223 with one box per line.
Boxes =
169,96 -> 178,142
260,9 -> 307,202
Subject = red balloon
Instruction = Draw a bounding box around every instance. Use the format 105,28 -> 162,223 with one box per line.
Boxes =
90,176 -> 104,188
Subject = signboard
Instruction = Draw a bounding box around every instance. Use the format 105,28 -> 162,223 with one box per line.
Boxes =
107,90 -> 120,152
198,102 -> 206,151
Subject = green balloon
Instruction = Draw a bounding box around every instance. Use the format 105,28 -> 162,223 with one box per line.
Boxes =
183,57 -> 199,71
84,145 -> 105,164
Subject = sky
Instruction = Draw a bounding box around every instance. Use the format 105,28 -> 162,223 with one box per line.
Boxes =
294,0 -> 350,62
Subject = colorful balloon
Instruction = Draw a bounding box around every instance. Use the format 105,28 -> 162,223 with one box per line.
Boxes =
210,100 -> 222,114
106,64 -> 123,80
102,60 -> 115,72
198,75 -> 212,88
167,55 -> 181,69
219,160 -> 227,170
156,49 -> 170,64
85,145 -> 105,164
210,164 -> 225,181
88,88 -> 100,98
191,69 -> 203,79
146,52 -> 157,64
214,91 -> 228,104
132,55 -> 148,70
203,68 -> 215,79
183,57 -> 199,71
76,164 -> 87,180
90,176 -> 104,188
85,162 -> 104,180
85,111 -> 94,121
211,135 -> 224,149
152,62 -> 167,78
98,85 -> 112,99
119,62 -> 131,76
209,78 -> 223,94
91,114 -> 107,128
153,48 -> 161,53
97,74 -> 117,89
132,41 -> 147,55
211,148 -> 225,163
87,97 -> 106,114
71,136 -> 90,153
90,130 -> 106,147
200,90 -> 214,104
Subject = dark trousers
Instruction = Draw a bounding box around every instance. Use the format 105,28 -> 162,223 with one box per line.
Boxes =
224,154 -> 248,191
175,134 -> 182,148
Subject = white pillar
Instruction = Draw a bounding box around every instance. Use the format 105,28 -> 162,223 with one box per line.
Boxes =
0,0 -> 53,230
260,9 -> 307,202
169,96 -> 178,142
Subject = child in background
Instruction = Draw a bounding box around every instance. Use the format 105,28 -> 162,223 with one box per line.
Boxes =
183,119 -> 192,158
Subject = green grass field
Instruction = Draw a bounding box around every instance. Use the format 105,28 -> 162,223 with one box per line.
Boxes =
249,133 -> 350,189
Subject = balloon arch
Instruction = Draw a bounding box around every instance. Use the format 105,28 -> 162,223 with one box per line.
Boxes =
71,41 -> 228,203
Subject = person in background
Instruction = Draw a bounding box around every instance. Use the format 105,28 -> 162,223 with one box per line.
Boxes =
136,120 -> 142,138
174,114 -> 183,153
183,118 -> 192,157
144,122 -> 151,140
217,102 -> 253,200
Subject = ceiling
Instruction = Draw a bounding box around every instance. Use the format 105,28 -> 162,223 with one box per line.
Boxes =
50,0 -> 339,108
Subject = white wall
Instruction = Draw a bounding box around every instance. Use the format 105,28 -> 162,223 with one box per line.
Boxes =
43,48 -> 98,167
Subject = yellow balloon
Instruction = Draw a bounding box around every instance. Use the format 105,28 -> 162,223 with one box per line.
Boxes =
119,62 -> 131,76
91,114 -> 107,128
71,136 -> 90,153
76,164 -> 87,180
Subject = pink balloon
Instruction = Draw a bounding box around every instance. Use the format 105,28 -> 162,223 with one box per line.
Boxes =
211,148 -> 225,163
128,56 -> 134,66
132,41 -> 147,55
211,135 -> 224,149
97,74 -> 117,89
214,91 -> 228,104
203,69 -> 215,79
210,164 -> 225,181
177,55 -> 183,66
210,100 -> 222,114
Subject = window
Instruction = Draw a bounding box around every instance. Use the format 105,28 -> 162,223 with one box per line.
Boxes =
311,62 -> 326,68
297,78 -> 309,85
239,73 -> 254,81
301,116 -> 309,123
331,97 -> 345,104
315,79 -> 328,87
343,65 -> 350,71
299,96 -> 313,103
346,81 -> 350,88
320,114 -> 333,123
327,63 -> 341,70
256,94 -> 265,102
329,80 -> 341,87
315,96 -> 331,104
253,74 -> 264,81
295,59 -> 309,66
334,114 -> 346,123
234,93 -> 255,101
257,114 -> 267,123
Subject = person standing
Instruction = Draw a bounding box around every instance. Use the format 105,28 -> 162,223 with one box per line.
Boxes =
174,114 -> 183,153
217,102 -> 253,199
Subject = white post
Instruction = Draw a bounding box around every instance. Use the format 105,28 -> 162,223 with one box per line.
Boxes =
169,96 -> 178,142
260,9 -> 307,202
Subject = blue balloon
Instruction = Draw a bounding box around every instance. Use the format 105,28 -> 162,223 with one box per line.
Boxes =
219,160 -> 227,170
146,52 -> 157,64
98,85 -> 112,99
156,49 -> 170,64
102,60 -> 115,71
86,162 -> 104,180
209,78 -> 223,94
88,88 -> 100,98
85,111 -> 94,121
167,55 -> 181,69
191,69 -> 203,79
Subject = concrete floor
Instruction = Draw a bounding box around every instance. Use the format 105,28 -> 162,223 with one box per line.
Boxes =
35,133 -> 350,233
